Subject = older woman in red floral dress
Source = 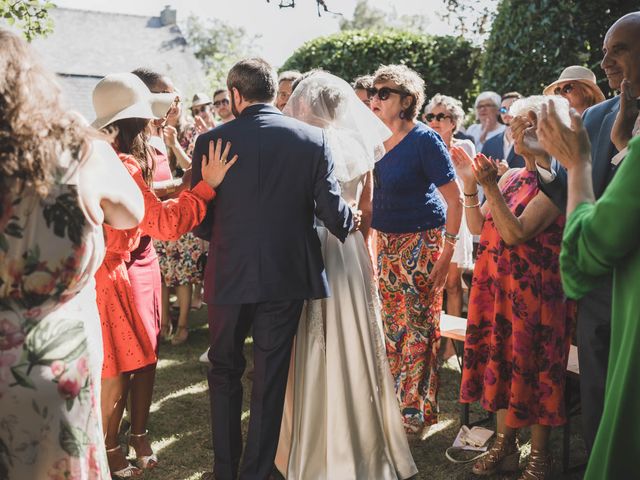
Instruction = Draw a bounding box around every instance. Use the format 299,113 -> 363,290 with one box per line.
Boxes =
451,96 -> 576,480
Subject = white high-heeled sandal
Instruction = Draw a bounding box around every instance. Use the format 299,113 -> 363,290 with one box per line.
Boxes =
128,430 -> 158,470
106,445 -> 142,478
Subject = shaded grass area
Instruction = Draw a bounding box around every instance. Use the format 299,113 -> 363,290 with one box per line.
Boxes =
139,308 -> 586,480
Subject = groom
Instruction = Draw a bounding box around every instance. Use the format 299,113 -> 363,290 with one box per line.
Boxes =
191,58 -> 353,480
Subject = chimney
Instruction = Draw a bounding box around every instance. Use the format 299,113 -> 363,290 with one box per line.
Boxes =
160,5 -> 176,26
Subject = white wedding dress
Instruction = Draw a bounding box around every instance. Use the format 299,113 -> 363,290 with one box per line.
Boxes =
275,174 -> 418,480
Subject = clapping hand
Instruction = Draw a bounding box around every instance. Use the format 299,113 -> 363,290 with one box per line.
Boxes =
201,139 -> 238,189
611,79 -> 639,152
496,160 -> 510,176
450,145 -> 476,186
511,113 -> 548,165
471,153 -> 499,188
163,125 -> 178,148
537,99 -> 591,170
195,112 -> 215,134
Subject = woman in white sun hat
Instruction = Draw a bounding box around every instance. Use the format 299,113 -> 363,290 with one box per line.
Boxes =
543,65 -> 606,115
91,72 -> 237,478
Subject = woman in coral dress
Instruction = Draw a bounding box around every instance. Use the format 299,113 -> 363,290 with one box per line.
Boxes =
91,72 -> 236,477
452,96 -> 575,480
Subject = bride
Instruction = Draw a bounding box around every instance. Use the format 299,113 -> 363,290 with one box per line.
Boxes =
275,72 -> 418,480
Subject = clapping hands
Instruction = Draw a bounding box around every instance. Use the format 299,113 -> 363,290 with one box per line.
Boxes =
450,146 -> 499,189
536,99 -> 591,170
471,154 -> 499,187
195,111 -> 216,134
611,79 -> 639,152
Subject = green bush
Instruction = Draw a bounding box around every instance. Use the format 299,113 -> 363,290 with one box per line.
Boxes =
481,0 -> 638,97
281,29 -> 481,109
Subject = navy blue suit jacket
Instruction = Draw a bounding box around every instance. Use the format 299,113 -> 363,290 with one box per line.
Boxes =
538,96 -> 620,210
481,131 -> 525,168
191,104 -> 353,305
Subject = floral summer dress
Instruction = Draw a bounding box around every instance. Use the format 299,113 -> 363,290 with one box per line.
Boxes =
460,169 -> 576,428
0,152 -> 109,478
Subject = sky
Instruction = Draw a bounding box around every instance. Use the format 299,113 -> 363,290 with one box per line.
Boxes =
53,0 -> 490,67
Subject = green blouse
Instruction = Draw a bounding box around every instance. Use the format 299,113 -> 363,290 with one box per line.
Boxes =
561,135 -> 640,479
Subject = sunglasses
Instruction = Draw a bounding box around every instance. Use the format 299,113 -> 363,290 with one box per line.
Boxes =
499,106 -> 509,114
554,83 -> 574,95
367,86 -> 408,101
425,113 -> 452,122
214,98 -> 230,107
192,105 -> 210,115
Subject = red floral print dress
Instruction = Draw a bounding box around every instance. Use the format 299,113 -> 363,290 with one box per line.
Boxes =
460,169 -> 575,427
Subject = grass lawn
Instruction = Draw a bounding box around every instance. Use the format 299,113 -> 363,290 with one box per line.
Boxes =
139,307 -> 587,480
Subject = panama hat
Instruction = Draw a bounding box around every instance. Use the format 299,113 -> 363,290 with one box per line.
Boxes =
190,92 -> 212,109
543,66 -> 606,104
91,72 -> 177,130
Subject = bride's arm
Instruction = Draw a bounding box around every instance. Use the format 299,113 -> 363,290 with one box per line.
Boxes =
358,171 -> 373,244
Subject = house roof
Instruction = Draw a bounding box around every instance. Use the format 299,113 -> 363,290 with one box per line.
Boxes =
30,7 -> 207,121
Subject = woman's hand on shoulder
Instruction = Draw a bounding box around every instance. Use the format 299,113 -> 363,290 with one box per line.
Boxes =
201,139 -> 238,189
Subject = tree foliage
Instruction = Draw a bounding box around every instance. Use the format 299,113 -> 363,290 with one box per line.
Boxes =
281,29 -> 481,108
481,0 -> 639,97
339,0 -> 431,34
1,0 -> 54,41
183,15 -> 260,91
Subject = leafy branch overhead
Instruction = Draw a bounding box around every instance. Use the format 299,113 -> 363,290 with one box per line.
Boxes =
266,0 -> 339,17
0,0 -> 55,41
183,15 -> 261,92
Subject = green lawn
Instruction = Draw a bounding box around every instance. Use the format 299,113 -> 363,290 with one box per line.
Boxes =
139,308 -> 587,480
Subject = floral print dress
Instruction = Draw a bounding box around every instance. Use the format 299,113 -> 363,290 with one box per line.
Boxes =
0,152 -> 109,479
460,169 -> 575,428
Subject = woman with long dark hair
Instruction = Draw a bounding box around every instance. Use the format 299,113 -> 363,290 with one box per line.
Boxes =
91,72 -> 236,477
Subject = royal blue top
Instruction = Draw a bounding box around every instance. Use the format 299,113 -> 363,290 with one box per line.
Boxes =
372,122 -> 455,233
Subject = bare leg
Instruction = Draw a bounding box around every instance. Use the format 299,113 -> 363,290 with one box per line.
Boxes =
444,262 -> 463,317
128,363 -> 157,459
192,281 -> 203,309
496,409 -> 517,439
102,374 -> 133,472
172,283 -> 192,345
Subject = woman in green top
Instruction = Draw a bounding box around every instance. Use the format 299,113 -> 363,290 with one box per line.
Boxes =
536,91 -> 639,479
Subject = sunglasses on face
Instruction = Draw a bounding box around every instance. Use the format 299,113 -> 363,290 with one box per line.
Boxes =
499,106 -> 509,114
214,98 -> 230,107
192,105 -> 210,115
366,86 -> 407,101
425,113 -> 452,122
554,83 -> 574,95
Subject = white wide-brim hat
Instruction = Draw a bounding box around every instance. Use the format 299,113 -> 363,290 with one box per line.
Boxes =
543,65 -> 606,104
91,72 -> 177,130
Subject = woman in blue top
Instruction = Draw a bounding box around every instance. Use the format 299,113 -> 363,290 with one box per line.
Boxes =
370,65 -> 462,437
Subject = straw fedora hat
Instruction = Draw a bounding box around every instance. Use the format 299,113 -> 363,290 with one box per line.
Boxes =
91,72 -> 176,130
190,92 -> 212,109
543,66 -> 606,104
